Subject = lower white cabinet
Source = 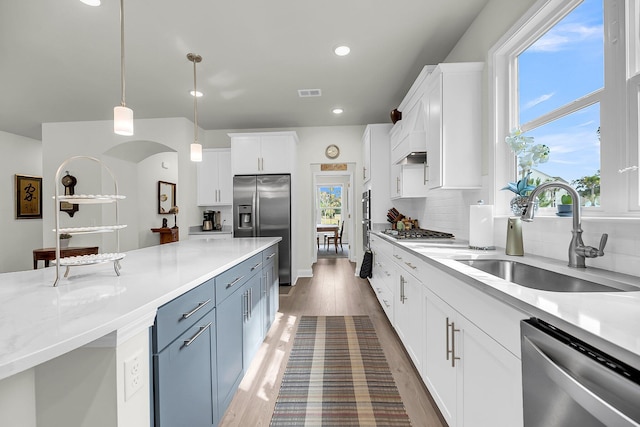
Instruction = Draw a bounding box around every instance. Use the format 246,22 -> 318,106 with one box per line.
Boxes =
366,234 -> 525,427
394,266 -> 424,372
424,287 -> 522,427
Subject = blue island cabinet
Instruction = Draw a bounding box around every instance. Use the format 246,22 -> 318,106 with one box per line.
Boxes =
152,244 -> 279,426
214,251 -> 264,417
152,278 -> 217,427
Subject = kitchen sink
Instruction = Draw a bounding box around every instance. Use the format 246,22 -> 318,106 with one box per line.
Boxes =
455,259 -> 638,292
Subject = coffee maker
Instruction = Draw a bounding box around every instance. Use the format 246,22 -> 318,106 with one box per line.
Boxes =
203,210 -> 214,231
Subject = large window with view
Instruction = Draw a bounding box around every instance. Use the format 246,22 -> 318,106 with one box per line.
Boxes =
516,0 -> 603,208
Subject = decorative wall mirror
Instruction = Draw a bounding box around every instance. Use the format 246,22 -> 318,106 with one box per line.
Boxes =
158,181 -> 176,214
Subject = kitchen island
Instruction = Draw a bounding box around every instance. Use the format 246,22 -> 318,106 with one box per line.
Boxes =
0,237 -> 280,427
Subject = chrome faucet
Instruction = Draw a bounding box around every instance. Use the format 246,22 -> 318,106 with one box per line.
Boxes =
521,181 -> 608,268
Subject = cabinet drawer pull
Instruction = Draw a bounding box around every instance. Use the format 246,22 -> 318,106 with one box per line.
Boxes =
393,254 -> 402,260
266,253 -> 276,260
226,275 -> 245,289
405,261 -> 417,270
183,322 -> 212,347
251,262 -> 263,271
182,299 -> 211,319
382,299 -> 390,308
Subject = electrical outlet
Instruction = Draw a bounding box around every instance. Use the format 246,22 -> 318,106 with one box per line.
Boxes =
124,351 -> 143,401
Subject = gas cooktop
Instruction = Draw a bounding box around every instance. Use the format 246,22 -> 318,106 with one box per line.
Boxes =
382,228 -> 455,240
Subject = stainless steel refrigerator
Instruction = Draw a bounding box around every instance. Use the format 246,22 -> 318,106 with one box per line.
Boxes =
233,175 -> 291,285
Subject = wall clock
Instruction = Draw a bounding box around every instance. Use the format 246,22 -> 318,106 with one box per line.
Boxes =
325,144 -> 340,159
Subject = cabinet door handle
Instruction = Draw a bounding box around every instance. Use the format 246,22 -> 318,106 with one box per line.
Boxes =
182,299 -> 212,319
446,317 -> 451,361
243,291 -> 249,321
400,275 -> 407,303
451,321 -> 461,367
258,158 -> 261,171
251,262 -> 263,271
446,317 -> 461,367
382,299 -> 390,308
249,287 -> 253,318
226,275 -> 245,289
396,176 -> 400,193
183,322 -> 212,347
424,157 -> 429,185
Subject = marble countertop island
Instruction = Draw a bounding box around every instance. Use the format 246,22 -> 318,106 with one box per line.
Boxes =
0,237 -> 280,381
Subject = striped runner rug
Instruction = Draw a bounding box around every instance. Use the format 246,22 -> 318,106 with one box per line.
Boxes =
270,315 -> 412,426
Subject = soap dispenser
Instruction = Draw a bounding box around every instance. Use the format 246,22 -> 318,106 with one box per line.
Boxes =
506,217 -> 524,256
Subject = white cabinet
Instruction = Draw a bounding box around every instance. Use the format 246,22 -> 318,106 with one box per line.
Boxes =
197,149 -> 232,206
369,236 -> 395,321
390,163 -> 428,199
422,260 -> 524,427
425,63 -> 483,190
362,124 -> 392,226
229,131 -> 297,175
424,287 -> 522,427
362,126 -> 372,183
394,262 -> 424,372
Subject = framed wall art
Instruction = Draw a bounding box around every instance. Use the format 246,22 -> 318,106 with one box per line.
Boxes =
15,174 -> 43,219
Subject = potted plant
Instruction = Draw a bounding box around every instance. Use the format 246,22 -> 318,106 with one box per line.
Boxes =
557,194 -> 573,216
502,128 -> 550,215
59,233 -> 72,248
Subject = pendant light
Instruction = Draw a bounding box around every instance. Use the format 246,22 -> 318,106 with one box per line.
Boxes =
188,53 -> 203,162
114,0 -> 133,136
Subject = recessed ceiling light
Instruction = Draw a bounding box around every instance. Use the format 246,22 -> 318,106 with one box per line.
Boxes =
332,108 -> 344,115
334,46 -> 351,56
190,90 -> 203,97
80,0 -> 101,6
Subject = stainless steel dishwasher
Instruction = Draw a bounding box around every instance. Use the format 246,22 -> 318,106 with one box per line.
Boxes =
521,318 -> 640,427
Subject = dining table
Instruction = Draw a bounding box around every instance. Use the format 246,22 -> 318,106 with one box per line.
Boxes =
316,224 -> 339,253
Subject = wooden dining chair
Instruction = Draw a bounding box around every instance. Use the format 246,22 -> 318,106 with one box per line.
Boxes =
326,221 -> 344,251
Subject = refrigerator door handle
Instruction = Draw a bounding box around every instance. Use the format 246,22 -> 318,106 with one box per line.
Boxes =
253,189 -> 259,236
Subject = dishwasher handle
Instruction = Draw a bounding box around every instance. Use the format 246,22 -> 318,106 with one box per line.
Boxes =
523,336 -> 639,427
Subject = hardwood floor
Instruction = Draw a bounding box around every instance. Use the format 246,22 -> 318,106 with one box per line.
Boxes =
219,258 -> 446,427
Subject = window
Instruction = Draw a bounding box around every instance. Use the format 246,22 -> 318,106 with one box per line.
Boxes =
492,0 -> 636,215
317,186 -> 342,225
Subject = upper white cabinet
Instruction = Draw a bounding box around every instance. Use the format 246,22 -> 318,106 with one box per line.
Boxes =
362,124 -> 393,224
425,62 -> 483,190
197,149 -> 232,206
229,131 -> 298,175
391,65 -> 435,164
390,163 -> 428,199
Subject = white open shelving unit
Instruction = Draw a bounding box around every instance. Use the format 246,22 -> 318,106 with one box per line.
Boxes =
52,156 -> 127,286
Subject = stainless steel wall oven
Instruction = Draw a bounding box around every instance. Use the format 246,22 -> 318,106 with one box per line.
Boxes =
362,190 -> 371,250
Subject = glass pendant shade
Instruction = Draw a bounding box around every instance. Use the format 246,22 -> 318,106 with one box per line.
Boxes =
114,106 -> 134,136
190,143 -> 203,162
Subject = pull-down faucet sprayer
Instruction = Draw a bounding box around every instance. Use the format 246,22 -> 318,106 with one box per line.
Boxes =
521,181 -> 607,268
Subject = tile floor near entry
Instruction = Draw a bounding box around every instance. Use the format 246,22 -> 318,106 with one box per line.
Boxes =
218,257 -> 445,426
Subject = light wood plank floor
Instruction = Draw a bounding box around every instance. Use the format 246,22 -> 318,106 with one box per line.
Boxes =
219,258 -> 446,427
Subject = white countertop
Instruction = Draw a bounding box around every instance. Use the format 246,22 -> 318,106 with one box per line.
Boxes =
0,237 -> 280,381
372,232 -> 640,368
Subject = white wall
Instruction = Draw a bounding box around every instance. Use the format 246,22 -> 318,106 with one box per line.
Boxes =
41,118 -> 199,254
0,131 -> 43,273
205,125 -> 365,281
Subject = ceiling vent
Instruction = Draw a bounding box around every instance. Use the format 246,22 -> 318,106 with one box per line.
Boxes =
298,89 -> 322,97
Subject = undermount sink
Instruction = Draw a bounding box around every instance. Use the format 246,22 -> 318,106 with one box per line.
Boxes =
456,259 -> 638,292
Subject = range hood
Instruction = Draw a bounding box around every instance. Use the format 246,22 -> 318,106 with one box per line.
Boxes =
399,151 -> 426,164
